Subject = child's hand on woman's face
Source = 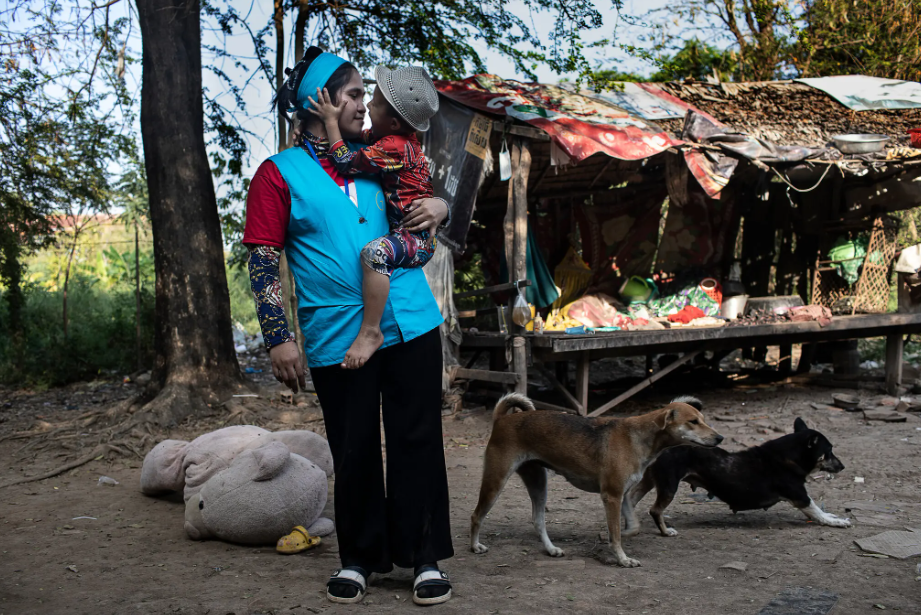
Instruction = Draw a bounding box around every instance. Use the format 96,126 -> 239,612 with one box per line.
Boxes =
307,87 -> 347,124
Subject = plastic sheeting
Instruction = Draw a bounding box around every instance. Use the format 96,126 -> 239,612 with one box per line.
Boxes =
422,241 -> 462,393
796,75 -> 921,111
436,74 -> 677,162
586,82 -> 688,120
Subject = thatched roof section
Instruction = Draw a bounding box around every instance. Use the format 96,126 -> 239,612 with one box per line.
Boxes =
654,81 -> 921,148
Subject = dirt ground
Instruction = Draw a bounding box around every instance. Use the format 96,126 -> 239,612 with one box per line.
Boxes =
2,351 -> 921,615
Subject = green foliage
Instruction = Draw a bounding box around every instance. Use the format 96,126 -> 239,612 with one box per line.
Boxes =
453,251 -> 487,312
0,277 -> 156,386
649,39 -> 738,82
644,0 -> 920,82
226,260 -> 260,337
798,0 -> 921,82
0,0 -> 135,353
198,0 -> 632,251
643,0 -> 801,81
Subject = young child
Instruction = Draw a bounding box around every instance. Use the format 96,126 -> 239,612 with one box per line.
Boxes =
308,65 -> 441,369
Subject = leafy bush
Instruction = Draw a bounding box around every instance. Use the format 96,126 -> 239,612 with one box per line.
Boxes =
227,262 -> 260,337
0,275 -> 155,386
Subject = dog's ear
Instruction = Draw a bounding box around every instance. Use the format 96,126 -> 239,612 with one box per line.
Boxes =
794,417 -> 808,432
659,408 -> 677,430
807,434 -> 819,449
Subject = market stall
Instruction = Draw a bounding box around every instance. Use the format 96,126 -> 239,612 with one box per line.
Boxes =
420,74 -> 921,413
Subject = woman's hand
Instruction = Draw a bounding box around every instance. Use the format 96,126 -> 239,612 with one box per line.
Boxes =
307,87 -> 347,125
269,341 -> 307,392
403,198 -> 448,235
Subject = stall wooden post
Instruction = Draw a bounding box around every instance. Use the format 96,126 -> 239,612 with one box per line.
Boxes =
886,333 -> 904,395
575,351 -> 590,415
506,136 -> 531,394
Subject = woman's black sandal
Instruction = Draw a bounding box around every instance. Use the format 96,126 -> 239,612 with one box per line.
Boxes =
327,567 -> 367,604
413,567 -> 451,606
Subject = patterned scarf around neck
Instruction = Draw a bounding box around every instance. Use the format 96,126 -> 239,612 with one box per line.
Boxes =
297,130 -> 330,159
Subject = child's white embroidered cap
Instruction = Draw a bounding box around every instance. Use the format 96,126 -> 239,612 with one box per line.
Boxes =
375,65 -> 440,132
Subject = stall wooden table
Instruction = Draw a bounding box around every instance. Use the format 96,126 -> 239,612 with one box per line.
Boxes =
458,313 -> 921,416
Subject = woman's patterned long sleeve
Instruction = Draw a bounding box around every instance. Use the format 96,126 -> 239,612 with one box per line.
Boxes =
247,245 -> 296,351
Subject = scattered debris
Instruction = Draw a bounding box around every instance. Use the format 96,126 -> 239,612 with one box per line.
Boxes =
719,561 -> 748,572
534,559 -> 585,569
811,548 -> 842,563
855,477 -> 866,483
65,565 -> 78,573
71,516 -> 96,521
831,393 -> 859,411
97,476 -> 118,487
757,586 -> 838,615
863,410 -> 907,422
843,501 -> 904,514
855,530 -> 921,559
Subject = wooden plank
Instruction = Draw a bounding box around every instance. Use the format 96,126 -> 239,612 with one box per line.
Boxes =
457,307 -> 497,319
464,349 -> 485,369
588,350 -> 703,418
452,367 -> 519,385
503,141 -> 518,284
493,120 -> 551,141
530,162 -> 554,199
461,314 -> 921,355
548,314 -> 921,354
575,351 -> 590,415
530,398 -> 579,415
453,280 -> 531,300
534,363 -> 584,415
886,333 -> 904,394
779,344 -> 793,373
512,137 -> 531,395
589,158 -> 615,188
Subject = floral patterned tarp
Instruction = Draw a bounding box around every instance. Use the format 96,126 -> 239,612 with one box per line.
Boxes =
435,75 -> 680,162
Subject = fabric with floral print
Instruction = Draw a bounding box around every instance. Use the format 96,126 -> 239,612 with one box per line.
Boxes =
361,227 -> 436,277
248,245 -> 296,351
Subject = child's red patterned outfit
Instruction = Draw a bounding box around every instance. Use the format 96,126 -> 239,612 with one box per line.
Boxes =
328,130 -> 435,276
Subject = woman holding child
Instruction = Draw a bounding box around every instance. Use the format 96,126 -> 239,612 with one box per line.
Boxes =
242,47 -> 454,605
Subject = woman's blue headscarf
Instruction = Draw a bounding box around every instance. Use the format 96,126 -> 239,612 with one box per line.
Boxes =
281,50 -> 347,113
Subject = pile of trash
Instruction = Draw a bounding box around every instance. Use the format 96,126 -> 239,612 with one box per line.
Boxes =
233,322 -> 263,354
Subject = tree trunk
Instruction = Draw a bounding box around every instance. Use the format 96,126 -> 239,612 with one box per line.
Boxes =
295,2 -> 309,62
274,0 -> 285,152
135,217 -> 141,373
0,235 -> 25,370
136,0 -> 242,425
62,233 -> 77,339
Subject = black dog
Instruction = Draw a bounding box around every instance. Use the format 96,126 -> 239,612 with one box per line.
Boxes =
623,415 -> 851,536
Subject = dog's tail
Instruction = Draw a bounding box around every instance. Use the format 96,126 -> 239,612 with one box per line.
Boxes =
670,395 -> 703,411
493,393 -> 535,424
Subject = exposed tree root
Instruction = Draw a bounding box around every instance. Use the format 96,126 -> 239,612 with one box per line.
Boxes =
0,441 -> 136,489
0,379 -> 267,491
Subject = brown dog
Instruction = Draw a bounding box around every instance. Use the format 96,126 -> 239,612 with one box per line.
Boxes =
470,393 -> 723,567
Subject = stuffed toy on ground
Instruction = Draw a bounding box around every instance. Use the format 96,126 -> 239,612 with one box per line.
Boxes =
140,425 -> 334,545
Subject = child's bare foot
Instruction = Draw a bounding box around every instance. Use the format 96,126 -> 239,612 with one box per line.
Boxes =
342,326 -> 384,369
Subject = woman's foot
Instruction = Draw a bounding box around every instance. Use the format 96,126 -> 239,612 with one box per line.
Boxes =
413,564 -> 451,606
327,566 -> 367,604
342,325 -> 384,369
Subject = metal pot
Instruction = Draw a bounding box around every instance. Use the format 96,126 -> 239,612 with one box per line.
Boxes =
720,294 -> 749,320
831,134 -> 889,154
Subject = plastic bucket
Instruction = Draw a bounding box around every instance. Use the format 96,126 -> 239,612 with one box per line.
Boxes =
720,295 -> 749,319
910,128 -> 921,148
